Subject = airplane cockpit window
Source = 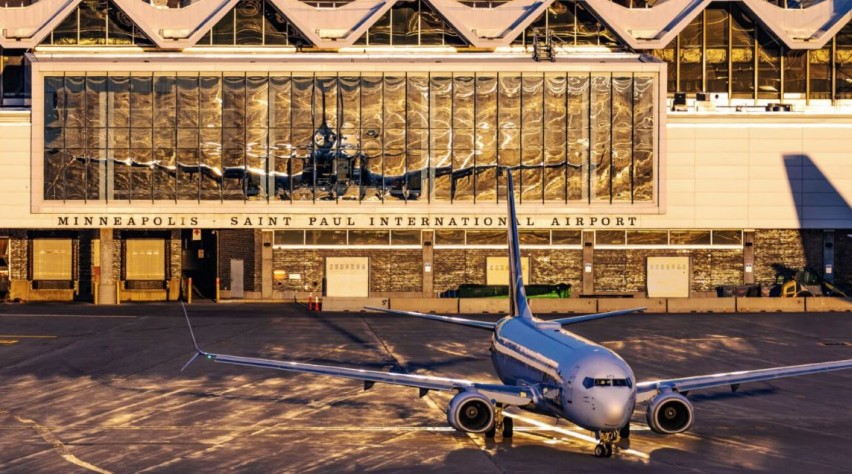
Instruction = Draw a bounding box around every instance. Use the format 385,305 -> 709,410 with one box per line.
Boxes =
583,377 -> 633,389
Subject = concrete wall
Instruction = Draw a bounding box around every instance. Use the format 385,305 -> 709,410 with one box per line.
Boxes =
655,116 -> 852,230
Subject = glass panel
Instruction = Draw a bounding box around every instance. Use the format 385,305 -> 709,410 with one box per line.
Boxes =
670,230 -> 711,245
837,23 -> 852,98
521,75 -> 543,202
453,76 -> 474,201
757,27 -> 781,99
79,0 -> 108,46
52,9 -> 79,45
590,74 -> 611,202
246,75 -> 268,199
475,75 -> 497,202
349,230 -> 389,245
130,149 -> 153,200
633,75 -> 655,202
236,0 -> 264,45
626,230 -> 667,245
430,75 -> 453,201
307,230 -> 346,245
596,230 -> 625,245
274,230 -> 304,245
391,230 -> 421,245
713,230 -> 742,245
519,230 -> 549,245
611,76 -> 632,201
552,230 -> 581,245
679,14 -> 703,93
467,230 -> 505,245
784,50 -> 807,95
810,47 -> 832,99
107,1 -> 138,45
544,74 -> 566,202
731,5 -> 755,99
705,5 -> 729,94
435,230 -> 464,245
567,74 -> 589,202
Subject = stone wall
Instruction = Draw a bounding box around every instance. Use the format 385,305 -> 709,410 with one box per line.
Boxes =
753,229 -> 824,285
273,248 -> 423,294
432,249 -> 582,294
9,229 -> 27,280
594,249 -> 743,293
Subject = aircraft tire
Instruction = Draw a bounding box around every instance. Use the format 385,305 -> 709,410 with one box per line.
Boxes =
594,444 -> 607,458
503,417 -> 514,438
485,424 -> 496,439
619,424 -> 630,439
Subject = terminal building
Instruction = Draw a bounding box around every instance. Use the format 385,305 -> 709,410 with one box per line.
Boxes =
0,0 -> 850,302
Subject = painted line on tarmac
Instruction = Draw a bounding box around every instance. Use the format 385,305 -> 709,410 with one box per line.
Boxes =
0,334 -> 57,339
0,313 -> 136,319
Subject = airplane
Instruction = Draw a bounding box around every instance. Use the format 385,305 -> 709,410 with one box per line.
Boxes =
181,169 -> 852,458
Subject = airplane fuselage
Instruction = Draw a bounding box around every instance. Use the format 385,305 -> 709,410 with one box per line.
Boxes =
490,316 -> 637,432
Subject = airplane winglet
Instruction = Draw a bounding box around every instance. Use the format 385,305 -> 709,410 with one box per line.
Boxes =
180,301 -> 210,370
181,301 -> 203,353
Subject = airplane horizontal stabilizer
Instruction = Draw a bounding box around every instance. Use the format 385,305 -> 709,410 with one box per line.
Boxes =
547,307 -> 646,326
364,307 -> 497,330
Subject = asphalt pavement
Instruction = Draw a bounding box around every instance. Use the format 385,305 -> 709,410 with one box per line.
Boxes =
0,303 -> 850,473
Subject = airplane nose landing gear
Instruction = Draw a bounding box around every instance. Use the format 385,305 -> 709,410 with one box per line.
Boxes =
594,430 -> 618,458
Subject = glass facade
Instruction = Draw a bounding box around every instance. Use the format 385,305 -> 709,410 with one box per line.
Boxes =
353,0 -> 466,47
40,0 -> 153,46
196,0 -> 308,47
646,3 -> 852,102
43,72 -> 657,204
512,2 -> 619,47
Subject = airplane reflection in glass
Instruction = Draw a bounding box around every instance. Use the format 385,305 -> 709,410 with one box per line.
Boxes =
182,170 -> 852,458
70,105 -> 571,201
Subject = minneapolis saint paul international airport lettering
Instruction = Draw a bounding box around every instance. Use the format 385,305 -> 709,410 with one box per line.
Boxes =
56,215 -> 638,228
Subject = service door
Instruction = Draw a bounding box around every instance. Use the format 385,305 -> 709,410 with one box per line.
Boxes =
230,259 -> 244,298
326,257 -> 369,297
486,256 -> 530,286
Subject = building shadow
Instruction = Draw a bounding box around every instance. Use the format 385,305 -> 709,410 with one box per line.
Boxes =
781,154 -> 852,291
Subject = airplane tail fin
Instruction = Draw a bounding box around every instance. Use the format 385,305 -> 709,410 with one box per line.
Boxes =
505,171 -> 533,320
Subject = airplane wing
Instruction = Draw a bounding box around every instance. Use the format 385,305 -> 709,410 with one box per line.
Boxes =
181,312 -> 533,407
636,358 -> 852,402
547,308 -> 646,326
363,307 -> 497,330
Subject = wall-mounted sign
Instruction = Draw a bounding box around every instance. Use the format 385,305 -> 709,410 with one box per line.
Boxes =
54,214 -> 640,230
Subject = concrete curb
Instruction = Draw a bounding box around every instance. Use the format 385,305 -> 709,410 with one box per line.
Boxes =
312,297 -> 852,313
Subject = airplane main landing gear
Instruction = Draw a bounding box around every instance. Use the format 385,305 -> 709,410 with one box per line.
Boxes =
485,407 -> 513,439
594,430 -> 618,458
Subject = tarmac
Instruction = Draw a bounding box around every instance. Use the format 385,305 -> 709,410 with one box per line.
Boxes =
0,303 -> 850,473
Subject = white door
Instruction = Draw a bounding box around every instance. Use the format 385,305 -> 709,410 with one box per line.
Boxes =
326,257 -> 369,297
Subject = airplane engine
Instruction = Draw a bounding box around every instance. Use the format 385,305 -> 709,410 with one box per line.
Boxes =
446,391 -> 495,433
646,392 -> 694,434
